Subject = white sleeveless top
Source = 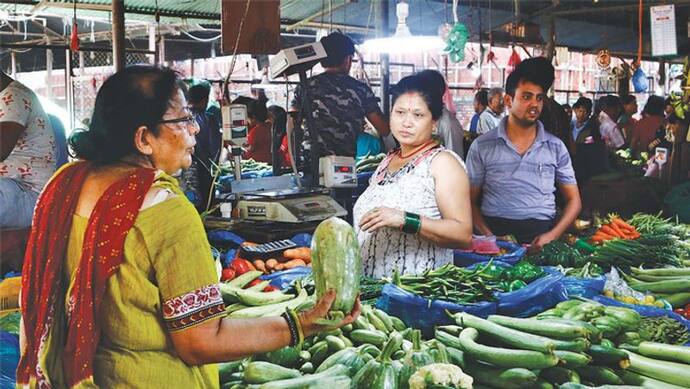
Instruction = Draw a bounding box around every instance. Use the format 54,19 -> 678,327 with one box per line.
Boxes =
353,146 -> 466,278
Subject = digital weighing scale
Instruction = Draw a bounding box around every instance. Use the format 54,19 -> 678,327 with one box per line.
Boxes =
236,188 -> 347,223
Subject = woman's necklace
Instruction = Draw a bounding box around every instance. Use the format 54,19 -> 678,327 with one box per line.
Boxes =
398,140 -> 436,160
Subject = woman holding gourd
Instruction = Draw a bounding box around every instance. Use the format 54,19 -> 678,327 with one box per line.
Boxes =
353,73 -> 473,278
17,65 -> 359,389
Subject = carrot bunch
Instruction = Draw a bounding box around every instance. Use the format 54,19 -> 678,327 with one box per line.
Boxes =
591,216 -> 640,244
250,247 -> 312,274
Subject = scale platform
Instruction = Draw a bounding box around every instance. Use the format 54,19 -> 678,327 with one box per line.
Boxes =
236,193 -> 346,223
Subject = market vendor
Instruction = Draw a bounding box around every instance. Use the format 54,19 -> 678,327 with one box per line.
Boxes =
17,66 -> 359,388
242,98 -> 272,163
290,32 -> 390,184
0,69 -> 55,228
466,57 -> 581,251
353,73 -> 472,278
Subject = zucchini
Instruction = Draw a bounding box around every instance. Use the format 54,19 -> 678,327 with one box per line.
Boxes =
308,341 -> 329,367
488,315 -> 590,339
373,309 -> 395,333
445,347 -> 466,369
257,364 -> 349,389
468,362 -> 539,389
554,350 -> 592,368
311,217 -> 362,325
390,316 -> 406,331
539,318 -> 602,342
263,346 -> 301,368
315,347 -> 366,375
358,344 -> 381,358
534,378 -> 554,389
298,350 -> 311,361
299,361 -> 314,374
658,292 -> 690,308
246,280 -> 271,292
624,350 -> 690,387
576,365 -> 623,385
341,323 -> 353,333
242,361 -> 301,384
457,327 -> 559,369
552,338 -> 590,352
228,288 -> 308,318
325,335 -> 346,352
353,315 -> 375,331
436,325 -> 463,336
453,312 -> 556,353
219,360 -> 246,384
620,370 -> 689,389
349,329 -> 387,347
225,270 -> 263,288
628,279 -> 690,294
434,329 -> 462,349
631,267 -> 690,277
339,335 -> 353,348
587,344 -> 631,369
637,341 -> 690,364
540,366 -> 580,385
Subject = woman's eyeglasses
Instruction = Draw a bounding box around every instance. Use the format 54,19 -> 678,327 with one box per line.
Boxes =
158,108 -> 197,127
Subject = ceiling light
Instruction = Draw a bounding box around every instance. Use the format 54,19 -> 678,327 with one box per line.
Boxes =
359,1 -> 444,54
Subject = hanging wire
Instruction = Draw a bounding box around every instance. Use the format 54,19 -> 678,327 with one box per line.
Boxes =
180,30 -> 221,42
221,0 -> 252,103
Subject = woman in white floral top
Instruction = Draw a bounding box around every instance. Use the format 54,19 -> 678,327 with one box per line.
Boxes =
0,70 -> 56,228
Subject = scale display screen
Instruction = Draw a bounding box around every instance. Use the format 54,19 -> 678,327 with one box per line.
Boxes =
294,46 -> 317,59
334,165 -> 353,173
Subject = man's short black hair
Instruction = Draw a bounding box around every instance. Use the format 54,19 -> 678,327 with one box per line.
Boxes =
475,90 -> 488,106
573,96 -> 593,113
320,32 -> 355,68
188,83 -> 210,104
505,57 -> 554,97
621,94 -> 636,105
643,95 -> 666,116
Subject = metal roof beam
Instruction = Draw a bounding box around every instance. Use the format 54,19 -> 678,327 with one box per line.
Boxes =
553,0 -> 690,16
37,1 -> 219,20
285,0 -> 351,31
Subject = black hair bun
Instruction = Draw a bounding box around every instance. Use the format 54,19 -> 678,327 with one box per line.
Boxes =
68,128 -> 107,161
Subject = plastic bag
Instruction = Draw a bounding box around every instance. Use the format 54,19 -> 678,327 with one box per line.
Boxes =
207,230 -> 245,248
0,331 -> 19,385
454,240 -> 526,267
290,233 -> 312,248
632,67 -> 648,93
495,267 -> 568,317
259,266 -> 312,290
562,275 -> 606,298
376,283 -> 497,338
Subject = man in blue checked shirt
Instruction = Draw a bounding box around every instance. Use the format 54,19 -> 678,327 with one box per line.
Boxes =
466,57 -> 582,253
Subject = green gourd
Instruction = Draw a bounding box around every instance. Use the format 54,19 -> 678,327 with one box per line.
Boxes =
311,217 -> 362,325
353,332 -> 403,389
315,347 -> 367,376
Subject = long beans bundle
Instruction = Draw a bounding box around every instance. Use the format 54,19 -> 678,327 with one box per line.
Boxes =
391,262 -> 502,304
628,213 -> 690,240
590,233 -> 689,269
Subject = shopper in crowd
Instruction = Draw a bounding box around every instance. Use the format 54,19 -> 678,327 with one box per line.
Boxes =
469,89 -> 488,134
618,94 -> 638,140
187,83 -> 221,211
664,96 -> 674,117
466,57 -> 581,250
569,97 -> 609,185
597,95 -> 625,149
242,98 -> 272,163
476,87 -> 505,135
630,95 -> 667,157
268,105 -> 291,169
417,69 -> 464,158
539,97 -> 571,148
17,66 -> 359,388
0,69 -> 55,228
291,32 -> 390,183
353,73 -> 472,278
562,103 -> 573,122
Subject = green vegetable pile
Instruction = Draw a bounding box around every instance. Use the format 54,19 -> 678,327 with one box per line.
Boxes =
218,158 -> 272,175
390,261 -> 544,304
528,241 -> 589,268
638,316 -> 690,345
589,233 -> 690,268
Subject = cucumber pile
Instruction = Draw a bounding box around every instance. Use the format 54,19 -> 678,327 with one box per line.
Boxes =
356,154 -> 386,173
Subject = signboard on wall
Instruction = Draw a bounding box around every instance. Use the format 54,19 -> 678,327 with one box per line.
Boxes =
221,0 -> 281,55
650,4 -> 677,57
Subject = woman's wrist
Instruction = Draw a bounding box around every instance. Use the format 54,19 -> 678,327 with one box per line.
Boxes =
401,212 -> 422,234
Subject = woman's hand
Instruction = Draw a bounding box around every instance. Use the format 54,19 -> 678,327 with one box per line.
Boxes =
358,206 -> 405,233
298,289 -> 361,338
